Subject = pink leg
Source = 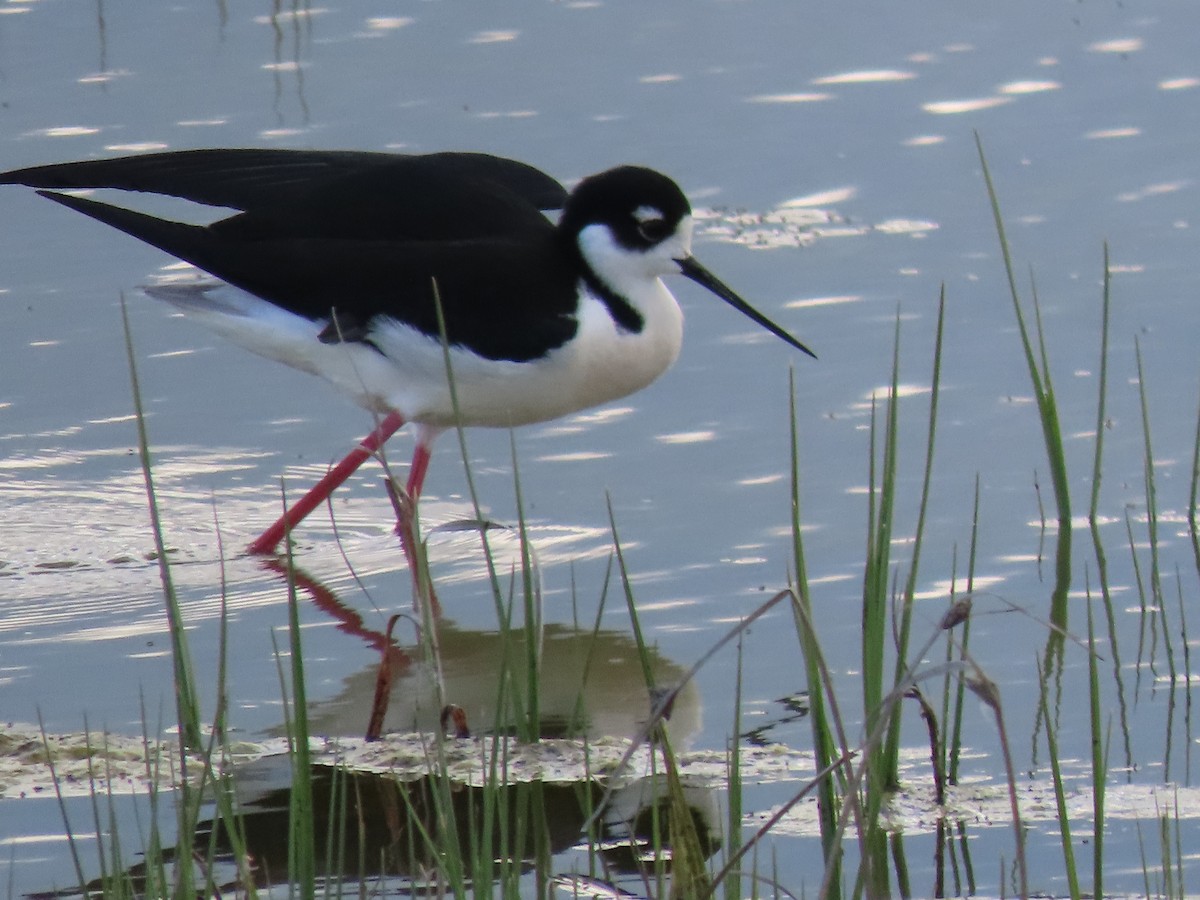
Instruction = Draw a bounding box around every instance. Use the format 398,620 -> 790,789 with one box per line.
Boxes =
393,431 -> 442,614
406,440 -> 433,499
247,410 -> 407,554
376,432 -> 441,736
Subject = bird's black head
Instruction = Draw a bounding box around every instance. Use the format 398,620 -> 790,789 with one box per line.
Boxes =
560,164 -> 817,358
558,165 -> 692,253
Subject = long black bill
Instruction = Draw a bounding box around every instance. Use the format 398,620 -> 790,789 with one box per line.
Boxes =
676,256 -> 817,359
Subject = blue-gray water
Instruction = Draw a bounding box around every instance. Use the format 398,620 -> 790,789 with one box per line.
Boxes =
2,2 -> 1200,894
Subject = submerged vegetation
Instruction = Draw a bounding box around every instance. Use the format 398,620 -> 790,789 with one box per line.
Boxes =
9,148 -> 1200,899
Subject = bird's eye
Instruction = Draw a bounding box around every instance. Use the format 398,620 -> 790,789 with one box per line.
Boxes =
636,218 -> 671,243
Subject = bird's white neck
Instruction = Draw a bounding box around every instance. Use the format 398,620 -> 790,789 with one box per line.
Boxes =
575,214 -> 694,305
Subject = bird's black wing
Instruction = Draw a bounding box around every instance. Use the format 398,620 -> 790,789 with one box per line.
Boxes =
208,155 -> 558,242
37,190 -> 581,363
1,149 -> 567,213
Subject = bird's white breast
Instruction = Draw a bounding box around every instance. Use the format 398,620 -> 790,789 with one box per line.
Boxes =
370,276 -> 684,427
148,276 -> 684,430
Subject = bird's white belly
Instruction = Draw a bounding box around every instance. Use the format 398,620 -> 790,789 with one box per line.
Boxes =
147,280 -> 684,429
372,286 -> 685,427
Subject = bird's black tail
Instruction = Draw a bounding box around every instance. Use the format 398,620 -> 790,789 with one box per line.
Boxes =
36,190 -> 213,272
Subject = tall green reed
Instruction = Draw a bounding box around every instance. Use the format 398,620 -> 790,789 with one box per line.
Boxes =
976,134 -> 1073,631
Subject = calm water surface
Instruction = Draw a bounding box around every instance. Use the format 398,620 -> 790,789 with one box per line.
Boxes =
2,1 -> 1200,894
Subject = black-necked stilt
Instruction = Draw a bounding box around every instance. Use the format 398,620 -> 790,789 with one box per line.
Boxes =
2,149 -> 815,554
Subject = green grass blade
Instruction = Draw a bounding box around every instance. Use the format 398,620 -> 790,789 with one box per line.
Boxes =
861,316 -> 903,896
885,287 -> 946,780
975,134 -> 1073,629
723,636 -> 745,900
1084,245 -> 1136,772
1135,337 -> 1176,681
787,368 -> 843,898
946,475 -> 981,786
1037,654 -> 1080,899
605,494 -> 658,694
37,714 -> 90,894
119,296 -> 202,754
281,544 -> 316,897
862,319 -> 901,736
1088,591 -> 1106,898
509,432 -> 542,741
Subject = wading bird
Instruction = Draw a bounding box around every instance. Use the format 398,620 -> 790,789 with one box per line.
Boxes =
2,149 -> 814,556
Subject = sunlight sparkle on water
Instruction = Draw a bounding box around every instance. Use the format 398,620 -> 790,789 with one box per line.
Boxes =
1086,127 -> 1142,139
850,384 -> 931,409
875,219 -> 938,235
534,451 -> 611,463
781,187 -> 856,207
105,142 -> 170,153
468,30 -> 520,44
655,431 -> 716,445
569,406 -> 635,425
737,474 -> 785,487
998,80 -> 1061,95
366,17 -> 413,30
922,97 -> 1012,115
145,349 -> 199,359
1117,181 -> 1191,202
253,8 -> 327,24
811,69 -> 916,85
1088,37 -> 1144,54
28,126 -> 100,138
910,575 -> 1007,601
78,70 -> 130,85
746,92 -> 832,104
785,295 -> 861,310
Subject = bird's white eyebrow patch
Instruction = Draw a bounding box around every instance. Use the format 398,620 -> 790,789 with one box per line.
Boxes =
633,205 -> 665,223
